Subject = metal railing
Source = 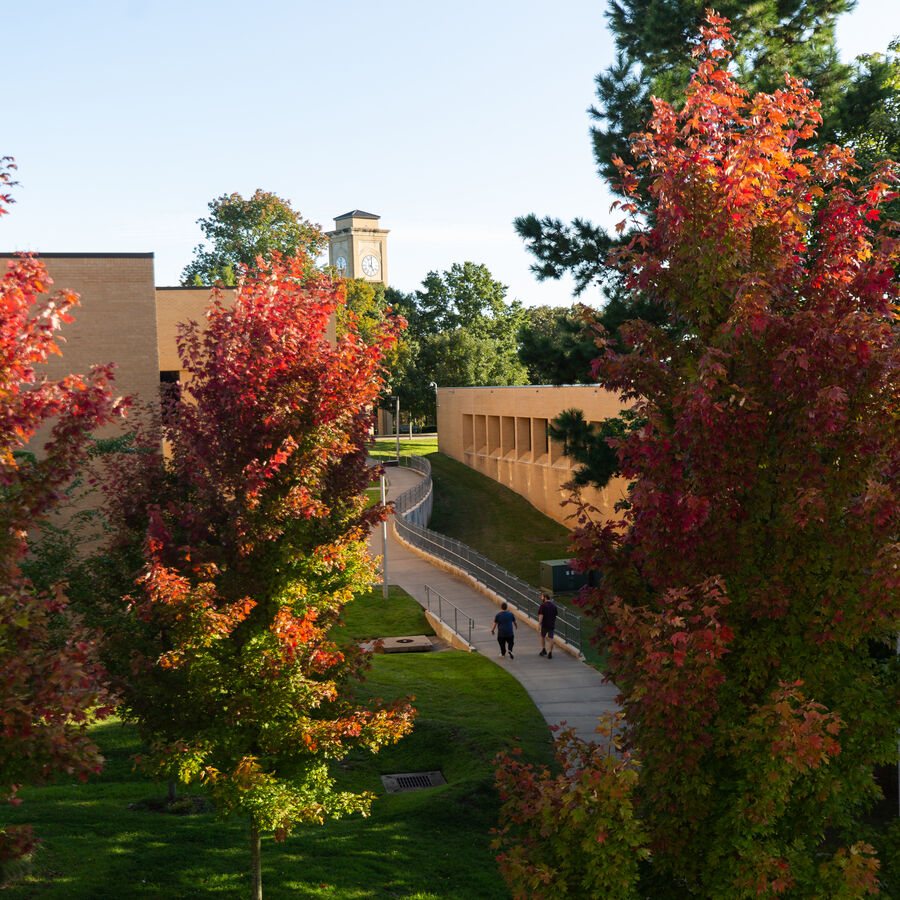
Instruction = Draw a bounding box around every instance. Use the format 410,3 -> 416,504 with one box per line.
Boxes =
392,454 -> 433,527
390,455 -> 583,652
424,584 -> 474,645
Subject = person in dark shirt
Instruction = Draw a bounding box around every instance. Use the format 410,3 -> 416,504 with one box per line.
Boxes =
538,593 -> 558,659
491,602 -> 517,659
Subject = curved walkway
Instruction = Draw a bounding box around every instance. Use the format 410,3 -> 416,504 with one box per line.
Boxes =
367,464 -> 619,744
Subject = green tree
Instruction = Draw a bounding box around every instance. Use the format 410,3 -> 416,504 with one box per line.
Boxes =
336,278 -> 388,343
415,261 -> 521,337
336,279 -> 418,423
548,408 -> 641,490
421,328 -> 525,388
839,38 -> 900,176
386,263 -> 527,421
99,254 -> 414,899
181,190 -> 327,286
499,16 -> 900,896
517,305 -> 601,385
376,287 -> 427,420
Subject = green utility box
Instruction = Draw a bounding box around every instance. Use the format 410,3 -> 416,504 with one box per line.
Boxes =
540,559 -> 589,594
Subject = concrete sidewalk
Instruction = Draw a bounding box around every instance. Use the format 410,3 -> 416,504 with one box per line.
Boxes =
367,464 -> 619,744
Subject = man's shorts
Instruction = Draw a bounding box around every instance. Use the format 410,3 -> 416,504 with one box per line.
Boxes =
541,626 -> 555,638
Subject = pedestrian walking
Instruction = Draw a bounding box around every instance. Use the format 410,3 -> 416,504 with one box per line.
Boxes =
538,593 -> 558,659
491,602 -> 517,659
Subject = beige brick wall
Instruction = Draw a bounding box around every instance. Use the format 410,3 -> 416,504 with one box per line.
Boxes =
156,285 -> 336,377
1,253 -> 160,422
437,384 -> 630,526
156,286 -> 235,374
0,253 -> 161,546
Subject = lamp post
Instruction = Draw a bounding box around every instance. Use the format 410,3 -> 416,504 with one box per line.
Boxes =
394,395 -> 400,463
429,382 -> 438,432
380,472 -> 389,599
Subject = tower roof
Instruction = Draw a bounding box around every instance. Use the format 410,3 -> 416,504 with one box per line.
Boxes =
334,210 -> 379,220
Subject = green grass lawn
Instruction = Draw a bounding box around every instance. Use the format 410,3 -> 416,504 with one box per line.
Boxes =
427,454 -> 572,588
2,588 -> 552,899
368,435 -> 439,465
332,584 -> 435,641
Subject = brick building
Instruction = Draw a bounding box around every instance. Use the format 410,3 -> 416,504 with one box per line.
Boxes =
4,224 -> 624,531
436,384 -> 630,527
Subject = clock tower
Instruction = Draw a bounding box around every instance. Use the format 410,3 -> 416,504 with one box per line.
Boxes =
326,210 -> 389,283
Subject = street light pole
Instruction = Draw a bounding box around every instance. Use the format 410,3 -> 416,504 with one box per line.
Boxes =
380,472 -> 388,599
394,395 -> 400,463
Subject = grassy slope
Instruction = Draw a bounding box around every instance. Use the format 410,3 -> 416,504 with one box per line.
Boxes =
427,454 -> 573,588
3,588 -> 552,899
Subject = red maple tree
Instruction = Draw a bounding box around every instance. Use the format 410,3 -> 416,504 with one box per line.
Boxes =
98,253 -> 414,899
498,13 -> 900,898
0,157 -> 122,869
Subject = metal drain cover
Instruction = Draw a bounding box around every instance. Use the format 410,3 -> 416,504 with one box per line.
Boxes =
381,771 -> 447,794
375,635 -> 434,653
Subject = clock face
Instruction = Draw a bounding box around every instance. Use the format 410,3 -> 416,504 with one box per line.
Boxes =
335,255 -> 347,272
361,254 -> 379,277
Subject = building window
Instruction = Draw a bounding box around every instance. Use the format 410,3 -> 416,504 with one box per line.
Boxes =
474,415 -> 487,454
488,416 -> 501,457
463,414 -> 474,452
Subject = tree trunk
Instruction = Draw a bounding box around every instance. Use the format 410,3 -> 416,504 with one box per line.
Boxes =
167,779 -> 177,803
250,818 -> 262,900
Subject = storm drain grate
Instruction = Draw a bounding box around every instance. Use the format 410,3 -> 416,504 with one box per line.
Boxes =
381,771 -> 447,794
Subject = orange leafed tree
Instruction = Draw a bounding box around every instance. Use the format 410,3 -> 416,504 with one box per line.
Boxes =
497,13 -> 900,898
98,253 -> 414,899
0,157 -> 122,869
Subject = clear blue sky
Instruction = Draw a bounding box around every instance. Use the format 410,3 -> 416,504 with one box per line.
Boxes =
4,1 -> 898,308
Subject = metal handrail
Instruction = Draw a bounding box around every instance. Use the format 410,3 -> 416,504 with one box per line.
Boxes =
424,584 -> 474,645
390,455 -> 583,652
